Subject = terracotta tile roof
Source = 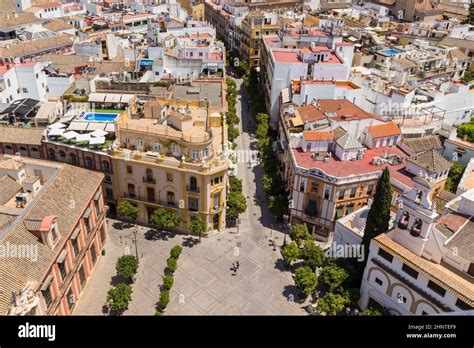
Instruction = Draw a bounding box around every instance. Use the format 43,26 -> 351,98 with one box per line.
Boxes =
0,165 -> 104,315
303,131 -> 333,141
406,149 -> 451,173
0,127 -> 45,145
43,19 -> 74,32
367,122 -> 400,138
0,157 -> 24,170
0,175 -> 21,205
436,212 -> 469,238
296,104 -> 326,123
0,12 -> 40,29
38,1 -> 61,9
445,217 -> 474,262
374,234 -> 474,305
401,135 -> 442,155
432,190 -> 456,214
0,34 -> 74,58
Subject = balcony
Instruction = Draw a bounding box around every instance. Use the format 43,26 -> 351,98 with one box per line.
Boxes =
123,193 -> 177,208
142,176 -> 156,184
186,185 -> 200,193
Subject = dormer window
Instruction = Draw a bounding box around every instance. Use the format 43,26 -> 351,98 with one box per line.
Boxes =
37,215 -> 60,248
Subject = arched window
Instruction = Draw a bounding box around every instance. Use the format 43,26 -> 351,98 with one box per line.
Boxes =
103,161 -> 110,173
48,148 -> 55,159
411,218 -> 422,237
59,150 -> 66,159
127,183 -> 135,197
136,137 -> 143,149
202,148 -> 209,158
85,157 -> 93,168
398,211 -> 410,230
154,141 -> 161,152
19,146 -> 27,153
69,153 -> 77,164
415,190 -> 422,204
31,147 -> 39,152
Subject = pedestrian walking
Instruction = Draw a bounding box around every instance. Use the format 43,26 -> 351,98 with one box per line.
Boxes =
236,260 -> 240,269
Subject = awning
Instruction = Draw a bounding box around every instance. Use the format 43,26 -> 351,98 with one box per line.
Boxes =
57,249 -> 68,263
105,123 -> 116,132
88,93 -> 106,103
41,275 -> 54,291
86,123 -> 106,131
120,94 -> 135,104
68,122 -> 89,131
71,226 -> 81,239
105,94 -> 121,103
348,36 -> 358,42
89,136 -> 105,145
83,207 -> 92,218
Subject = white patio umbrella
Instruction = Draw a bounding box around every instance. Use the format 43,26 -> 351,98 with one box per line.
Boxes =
47,122 -> 67,129
89,137 -> 106,145
90,129 -> 108,137
76,133 -> 91,143
48,128 -> 65,136
62,131 -> 80,140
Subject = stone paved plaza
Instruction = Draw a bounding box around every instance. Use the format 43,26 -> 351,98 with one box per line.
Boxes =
74,220 -> 305,315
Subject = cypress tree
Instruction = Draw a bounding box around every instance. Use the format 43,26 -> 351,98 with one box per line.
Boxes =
361,167 -> 392,260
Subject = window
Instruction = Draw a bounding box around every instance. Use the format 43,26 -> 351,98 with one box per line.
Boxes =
299,181 -> 305,192
188,197 -> 198,211
154,141 -> 161,152
66,288 -> 74,310
375,277 -> 383,286
69,153 -> 77,164
127,166 -> 132,174
71,236 -> 80,256
336,206 -> 344,219
146,168 -> 153,182
59,150 -> 66,159
401,263 -> 419,279
213,193 -> 220,208
338,190 -> 345,200
367,184 -> 374,195
147,187 -> 155,202
427,280 -> 446,297
94,197 -> 101,217
90,242 -> 97,265
84,217 -> 91,234
78,265 -> 86,286
311,183 -> 318,192
192,149 -> 200,160
167,192 -> 175,206
203,148 -> 209,158
58,260 -> 68,280
127,183 -> 136,198
104,175 -> 111,184
136,137 -> 143,148
305,199 -> 317,216
85,157 -> 93,168
41,283 -> 53,308
172,144 -> 180,155
324,188 -> 330,199
350,187 -> 356,198
48,149 -> 55,160
167,173 -> 173,182
22,87 -> 28,93
377,248 -> 393,263
397,293 -> 407,304
102,161 -> 110,173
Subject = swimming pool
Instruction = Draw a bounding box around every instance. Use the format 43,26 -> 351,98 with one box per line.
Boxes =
83,112 -> 119,122
382,49 -> 399,56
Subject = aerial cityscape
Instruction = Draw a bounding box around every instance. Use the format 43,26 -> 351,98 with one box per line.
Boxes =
0,0 -> 472,320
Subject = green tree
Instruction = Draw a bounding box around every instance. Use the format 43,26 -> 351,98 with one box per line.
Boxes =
167,257 -> 177,273
159,290 -> 170,310
268,195 -> 289,219
226,191 -> 247,221
362,167 -> 392,261
229,176 -> 243,193
226,111 -> 240,126
117,201 -> 139,221
291,224 -> 313,246
162,275 -> 174,290
318,264 -> 349,293
150,208 -> 182,230
282,242 -> 301,264
228,124 -> 240,142
301,242 -> 325,269
190,217 -> 206,241
445,161 -> 465,193
294,266 -> 318,297
457,117 -> 474,142
170,245 -> 182,259
316,292 -> 349,316
115,255 -> 139,281
107,283 -> 133,313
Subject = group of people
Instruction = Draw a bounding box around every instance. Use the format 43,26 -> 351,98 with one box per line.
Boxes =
231,261 -> 240,276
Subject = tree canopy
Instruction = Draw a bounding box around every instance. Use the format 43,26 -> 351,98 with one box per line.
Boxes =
117,201 -> 139,221
150,208 -> 182,229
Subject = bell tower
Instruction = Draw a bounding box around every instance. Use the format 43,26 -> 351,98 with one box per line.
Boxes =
392,175 -> 439,257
